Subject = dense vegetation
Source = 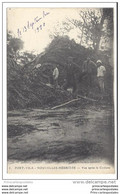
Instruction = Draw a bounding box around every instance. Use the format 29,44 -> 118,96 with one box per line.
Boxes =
7,35 -> 113,110
7,8 -> 114,110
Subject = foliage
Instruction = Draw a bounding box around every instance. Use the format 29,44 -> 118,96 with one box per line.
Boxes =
7,31 -> 24,58
51,8 -> 113,52
17,52 -> 36,65
9,38 -> 23,53
7,34 -> 113,110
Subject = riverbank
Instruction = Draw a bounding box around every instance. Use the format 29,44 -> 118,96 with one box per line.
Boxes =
7,105 -> 114,165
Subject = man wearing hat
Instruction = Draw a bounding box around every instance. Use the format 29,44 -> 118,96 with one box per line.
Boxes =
96,60 -> 106,93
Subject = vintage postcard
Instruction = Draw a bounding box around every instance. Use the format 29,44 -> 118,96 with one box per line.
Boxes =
5,4 -> 117,176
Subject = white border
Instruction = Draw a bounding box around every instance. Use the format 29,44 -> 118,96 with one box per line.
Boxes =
3,2 -> 117,180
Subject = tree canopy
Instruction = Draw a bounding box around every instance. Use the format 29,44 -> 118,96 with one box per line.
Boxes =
7,31 -> 24,56
51,8 -> 113,52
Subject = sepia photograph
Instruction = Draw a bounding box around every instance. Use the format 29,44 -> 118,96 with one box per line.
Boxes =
6,6 -> 116,174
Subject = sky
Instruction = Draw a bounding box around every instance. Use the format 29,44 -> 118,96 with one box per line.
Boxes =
7,8 -> 84,54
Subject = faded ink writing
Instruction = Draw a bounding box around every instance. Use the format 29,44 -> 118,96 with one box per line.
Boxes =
17,11 -> 50,37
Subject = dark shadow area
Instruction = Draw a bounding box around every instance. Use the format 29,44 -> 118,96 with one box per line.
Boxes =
7,140 -> 114,164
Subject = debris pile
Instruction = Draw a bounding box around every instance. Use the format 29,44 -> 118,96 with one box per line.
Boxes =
7,36 -> 113,110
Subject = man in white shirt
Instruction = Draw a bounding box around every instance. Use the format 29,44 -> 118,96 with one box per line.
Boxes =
53,65 -> 59,88
97,60 -> 106,93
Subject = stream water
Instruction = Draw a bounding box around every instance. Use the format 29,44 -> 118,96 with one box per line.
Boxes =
7,104 -> 114,164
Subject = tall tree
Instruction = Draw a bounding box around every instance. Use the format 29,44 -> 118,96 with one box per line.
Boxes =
51,8 -> 113,53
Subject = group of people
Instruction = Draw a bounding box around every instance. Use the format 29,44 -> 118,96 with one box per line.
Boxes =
52,56 -> 106,94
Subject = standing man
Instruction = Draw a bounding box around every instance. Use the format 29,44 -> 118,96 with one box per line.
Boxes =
82,57 -> 97,88
53,64 -> 59,88
96,60 -> 106,93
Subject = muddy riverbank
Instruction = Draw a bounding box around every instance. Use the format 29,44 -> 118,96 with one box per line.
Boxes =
7,104 -> 114,165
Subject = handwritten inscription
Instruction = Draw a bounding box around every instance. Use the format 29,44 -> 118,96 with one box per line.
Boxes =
17,11 -> 50,37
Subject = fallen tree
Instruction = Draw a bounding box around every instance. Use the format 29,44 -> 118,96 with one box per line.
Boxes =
51,95 -> 97,110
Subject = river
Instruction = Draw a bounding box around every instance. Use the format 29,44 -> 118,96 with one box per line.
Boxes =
7,104 -> 114,164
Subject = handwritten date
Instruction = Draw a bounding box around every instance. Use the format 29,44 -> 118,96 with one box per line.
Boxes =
17,11 -> 50,37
